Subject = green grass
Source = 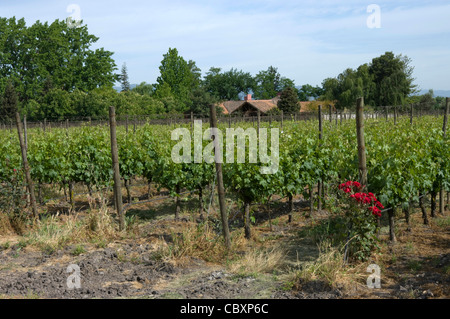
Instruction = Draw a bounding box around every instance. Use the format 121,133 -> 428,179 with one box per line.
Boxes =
71,244 -> 86,256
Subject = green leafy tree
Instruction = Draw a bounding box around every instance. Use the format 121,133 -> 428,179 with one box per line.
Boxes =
253,66 -> 281,99
203,67 -> 255,101
154,48 -> 200,112
39,88 -> 73,120
1,80 -> 18,121
321,69 -> 363,110
277,87 -> 299,113
189,87 -> 219,116
132,82 -> 154,96
369,52 -> 416,106
253,66 -> 296,100
0,17 -> 118,116
298,84 -> 323,101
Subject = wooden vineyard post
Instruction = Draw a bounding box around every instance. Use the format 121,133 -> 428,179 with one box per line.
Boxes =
280,110 -> 284,131
388,208 -> 397,242
257,109 -> 261,139
318,105 -> 323,140
109,106 -> 125,231
394,106 -> 397,125
23,115 -> 28,152
440,98 -> 449,215
329,104 -> 332,123
356,97 -> 368,189
410,104 -> 414,125
209,104 -> 231,249
317,105 -> 323,211
443,98 -> 449,137
15,112 -> 38,218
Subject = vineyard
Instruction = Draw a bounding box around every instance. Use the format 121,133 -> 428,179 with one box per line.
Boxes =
0,105 -> 449,299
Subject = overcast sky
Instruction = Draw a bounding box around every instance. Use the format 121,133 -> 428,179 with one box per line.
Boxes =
2,0 -> 450,91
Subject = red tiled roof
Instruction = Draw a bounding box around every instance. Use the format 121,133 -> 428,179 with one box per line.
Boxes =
218,97 -> 318,114
218,97 -> 280,115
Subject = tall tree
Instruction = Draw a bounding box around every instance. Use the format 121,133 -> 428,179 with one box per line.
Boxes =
120,63 -> 130,92
253,66 -> 281,100
277,87 -> 299,113
321,69 -> 364,110
369,52 -> 416,106
203,67 -> 255,101
1,80 -> 18,121
155,48 -> 200,112
253,66 -> 296,100
298,84 -> 324,101
0,17 -> 118,112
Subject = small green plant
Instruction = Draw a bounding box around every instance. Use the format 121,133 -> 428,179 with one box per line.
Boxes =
408,260 -> 423,272
71,244 -> 86,256
405,241 -> 415,253
444,265 -> 450,275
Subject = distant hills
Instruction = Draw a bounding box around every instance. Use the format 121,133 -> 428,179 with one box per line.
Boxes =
113,84 -> 138,92
418,89 -> 450,97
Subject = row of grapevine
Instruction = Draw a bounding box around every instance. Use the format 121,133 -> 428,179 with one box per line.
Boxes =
0,114 -> 449,239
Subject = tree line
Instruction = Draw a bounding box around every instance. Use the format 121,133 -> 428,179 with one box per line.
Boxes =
0,17 -> 446,122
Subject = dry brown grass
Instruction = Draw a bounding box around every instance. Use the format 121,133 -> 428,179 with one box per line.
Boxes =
156,223 -> 248,266
24,196 -> 121,252
291,241 -> 368,292
227,244 -> 287,276
0,213 -> 13,236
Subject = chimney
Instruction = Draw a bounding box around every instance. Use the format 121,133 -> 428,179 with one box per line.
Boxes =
244,93 -> 252,101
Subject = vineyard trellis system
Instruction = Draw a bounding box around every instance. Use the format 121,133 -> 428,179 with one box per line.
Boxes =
0,98 -> 449,249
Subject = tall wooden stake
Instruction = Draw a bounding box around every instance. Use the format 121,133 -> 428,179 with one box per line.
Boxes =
440,98 -> 449,215
23,115 -> 28,152
15,112 -> 38,218
317,105 -> 323,211
356,97 -> 368,188
257,109 -> 261,139
109,106 -> 125,231
210,104 -> 231,249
